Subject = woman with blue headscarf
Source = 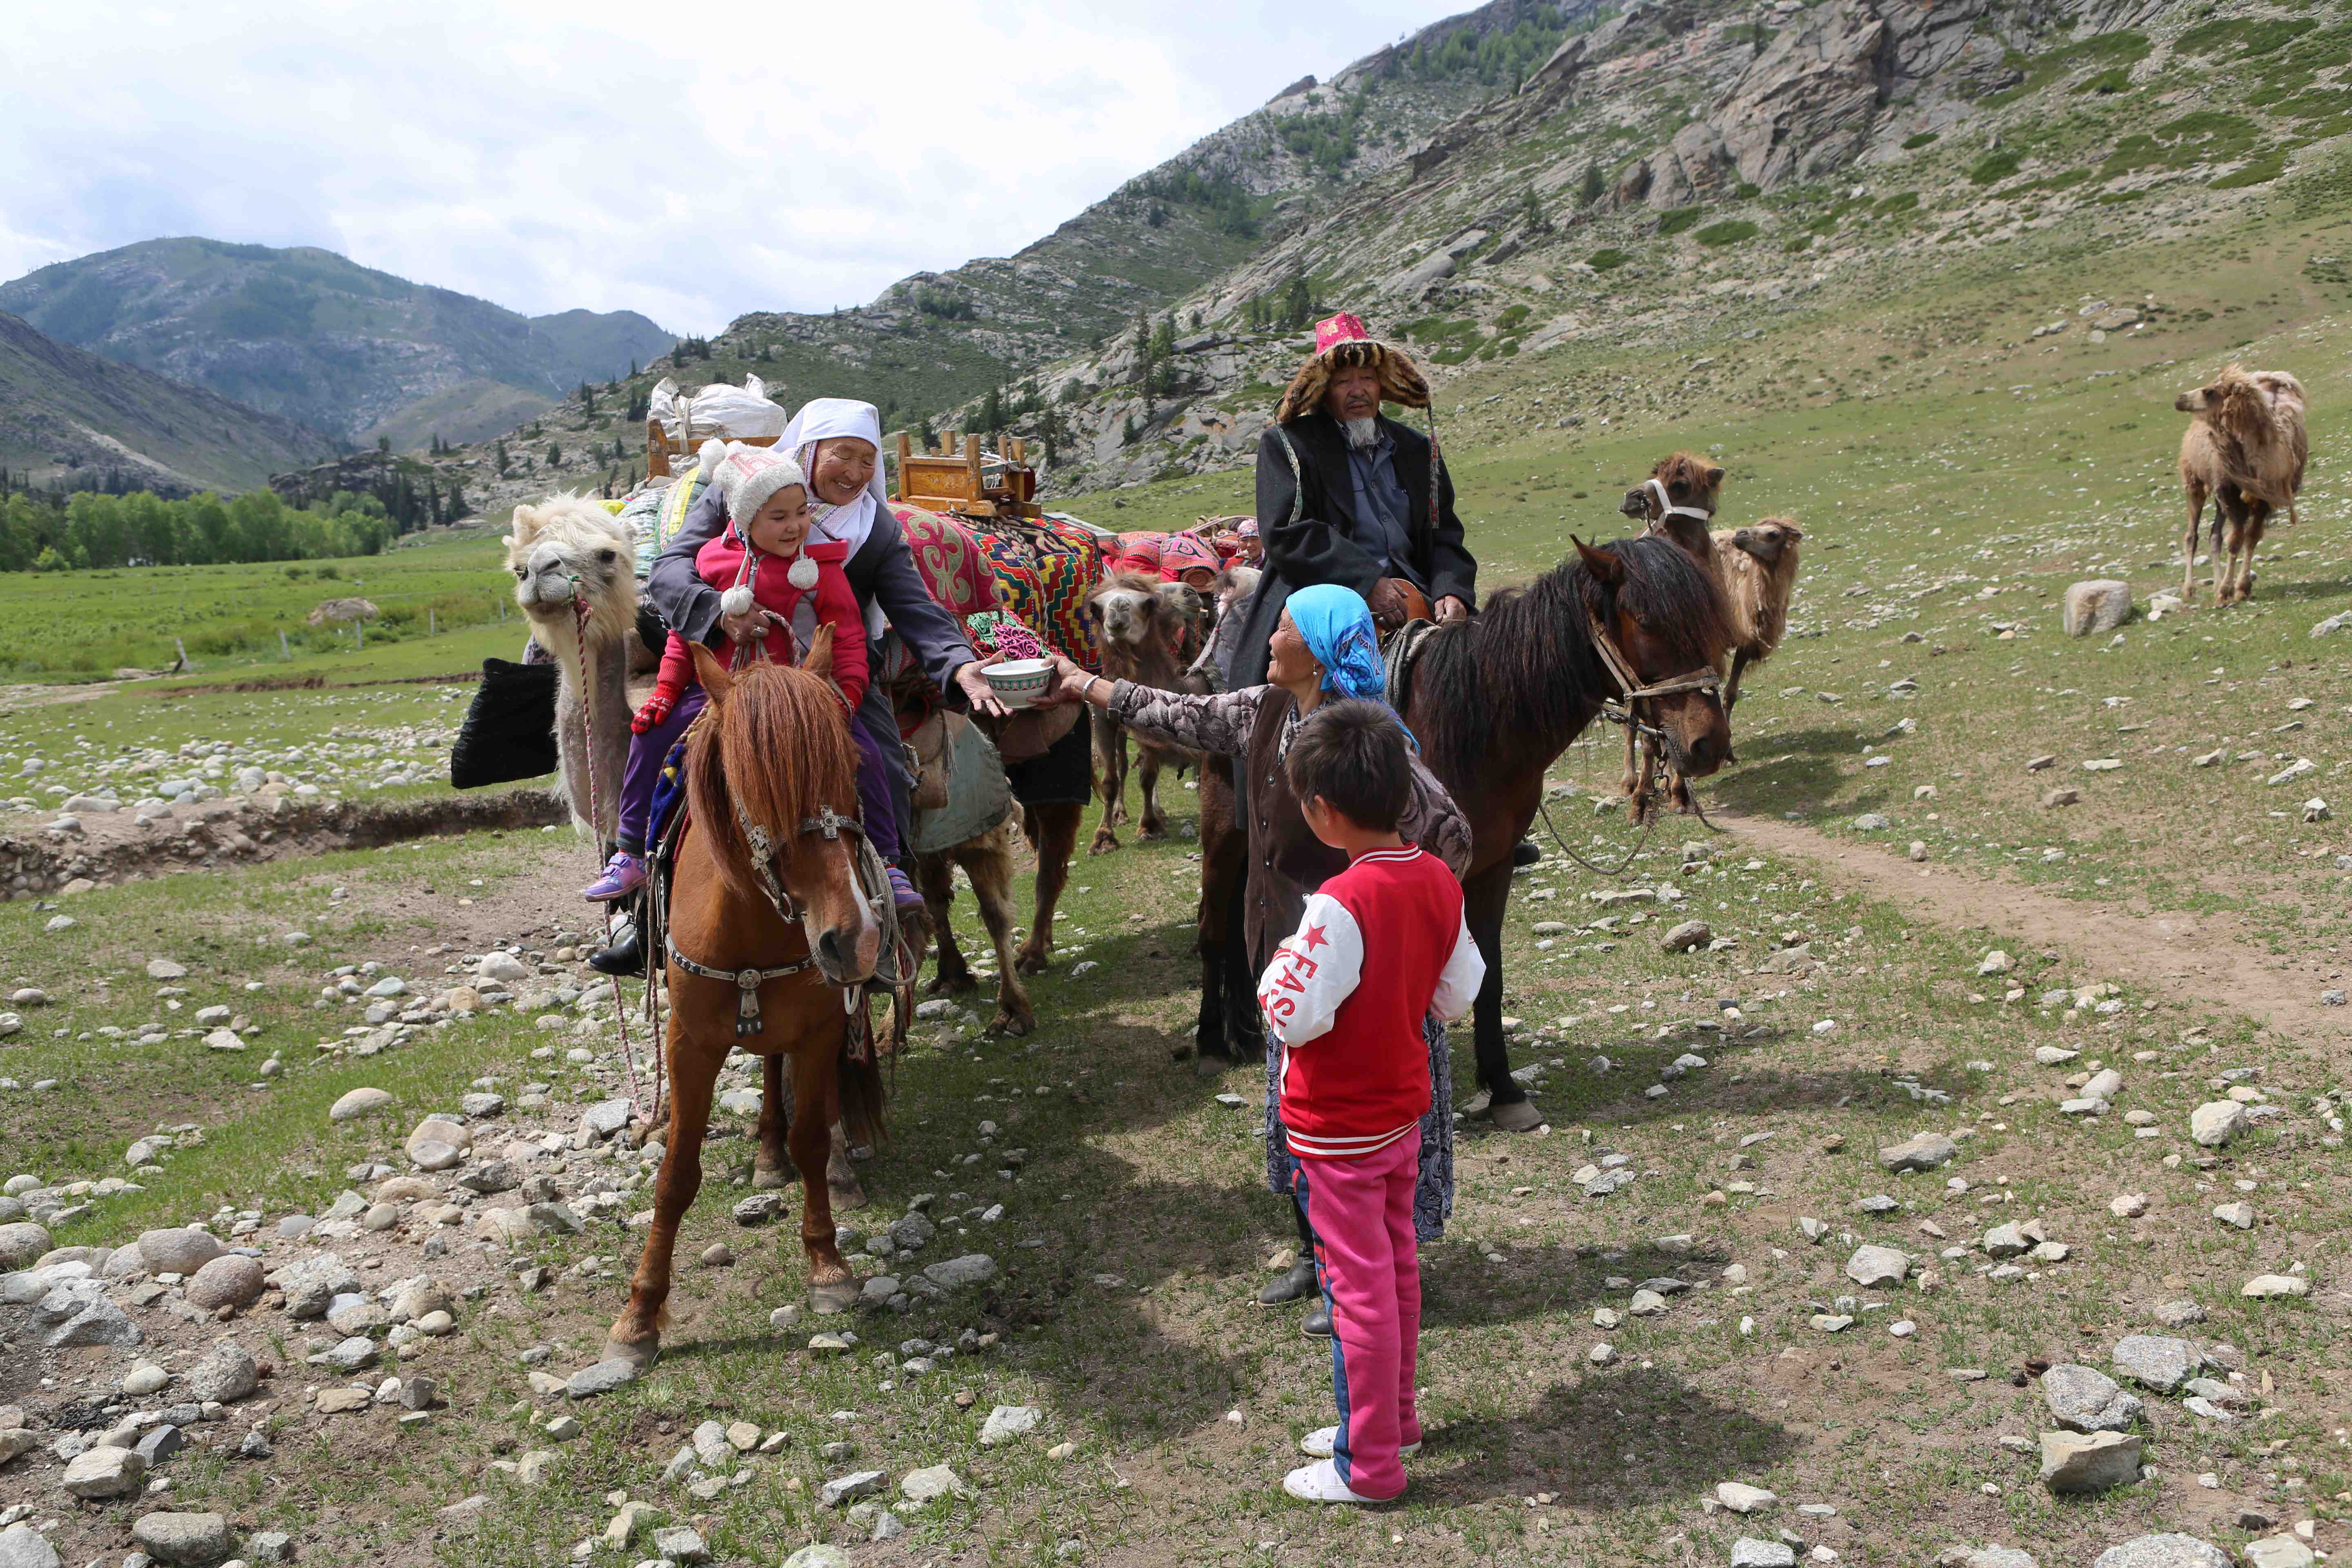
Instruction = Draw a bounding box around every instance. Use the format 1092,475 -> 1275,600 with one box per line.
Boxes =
1047,583 -> 1469,1334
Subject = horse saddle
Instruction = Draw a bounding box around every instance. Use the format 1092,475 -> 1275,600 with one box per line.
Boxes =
1382,617 -> 1440,714
1373,577 -> 1432,633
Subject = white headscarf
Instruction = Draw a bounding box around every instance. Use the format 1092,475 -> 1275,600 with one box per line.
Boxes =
783,397 -> 888,557
780,396 -> 891,639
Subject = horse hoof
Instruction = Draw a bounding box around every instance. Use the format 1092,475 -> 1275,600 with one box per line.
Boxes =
990,1010 -> 1033,1038
809,1278 -> 860,1315
601,1334 -> 660,1371
1460,1088 -> 1494,1120
1014,952 -> 1050,977
752,1165 -> 791,1191
1088,836 -> 1119,856
1492,1099 -> 1545,1133
829,1180 -> 869,1212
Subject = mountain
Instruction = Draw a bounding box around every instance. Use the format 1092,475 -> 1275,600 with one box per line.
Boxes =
0,310 -> 338,495
435,0 -> 2325,517
0,238 -> 676,447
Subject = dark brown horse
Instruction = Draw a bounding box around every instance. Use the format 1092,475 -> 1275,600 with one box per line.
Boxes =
1399,535 -> 1734,1122
605,639 -> 885,1367
1191,536 -> 1736,1126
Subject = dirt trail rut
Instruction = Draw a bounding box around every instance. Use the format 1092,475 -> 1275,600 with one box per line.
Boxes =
1718,809 -> 2348,1045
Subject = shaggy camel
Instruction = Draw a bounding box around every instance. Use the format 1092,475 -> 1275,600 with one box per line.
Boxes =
1618,450 -> 1727,566
1712,517 -> 1804,710
1086,571 -> 1205,854
2177,365 -> 2307,604
505,494 -> 636,845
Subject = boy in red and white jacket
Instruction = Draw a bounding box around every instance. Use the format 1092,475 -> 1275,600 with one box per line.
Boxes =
1256,700 -> 1483,1504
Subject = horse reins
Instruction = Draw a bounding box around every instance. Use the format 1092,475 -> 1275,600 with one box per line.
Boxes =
1532,610 -> 1726,879
568,581 -> 658,1125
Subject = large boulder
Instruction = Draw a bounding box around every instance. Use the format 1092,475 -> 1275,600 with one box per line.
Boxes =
0,1223 -> 50,1270
59,1444 -> 147,1498
183,1340 -> 258,1404
2089,1537 -> 2230,1568
184,1255 -> 265,1310
2063,581 -> 2132,637
138,1228 -> 224,1276
2039,1430 -> 2141,1494
130,1512 -> 231,1566
2040,1364 -> 2142,1433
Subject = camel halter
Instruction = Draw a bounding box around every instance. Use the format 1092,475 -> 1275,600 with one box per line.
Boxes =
1642,478 -> 1715,526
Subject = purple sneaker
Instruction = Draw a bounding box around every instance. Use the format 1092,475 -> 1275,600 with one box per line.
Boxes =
582,852 -> 645,902
885,864 -> 924,913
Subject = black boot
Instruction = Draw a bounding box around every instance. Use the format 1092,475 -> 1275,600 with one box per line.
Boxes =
1301,1297 -> 1333,1339
1512,839 -> 1542,868
590,914 -> 644,976
1256,1257 -> 1317,1306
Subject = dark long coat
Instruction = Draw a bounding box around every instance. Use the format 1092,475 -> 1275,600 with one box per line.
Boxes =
1228,409 -> 1477,688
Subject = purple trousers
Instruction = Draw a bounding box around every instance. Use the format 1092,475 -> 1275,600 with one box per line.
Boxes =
615,686 -> 900,864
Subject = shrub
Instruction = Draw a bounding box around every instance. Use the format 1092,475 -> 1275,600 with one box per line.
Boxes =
1658,205 -> 1704,236
1696,220 -> 1759,246
1970,150 -> 2022,184
1588,249 -> 1630,271
1902,131 -> 1941,150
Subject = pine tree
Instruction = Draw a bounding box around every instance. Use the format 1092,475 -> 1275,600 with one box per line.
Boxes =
1121,412 -> 1139,446
495,439 -> 510,478
981,384 -> 1003,432
1580,160 -> 1605,206
377,435 -> 391,454
546,442 -> 561,468
1282,274 -> 1312,329
629,359 -> 639,378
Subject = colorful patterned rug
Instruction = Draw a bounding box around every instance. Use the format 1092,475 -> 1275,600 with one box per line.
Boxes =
893,505 -> 1107,672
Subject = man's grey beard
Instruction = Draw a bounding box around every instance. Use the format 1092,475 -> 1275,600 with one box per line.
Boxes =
1342,415 -> 1379,450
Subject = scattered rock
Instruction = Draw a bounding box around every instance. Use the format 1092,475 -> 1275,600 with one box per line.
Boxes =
2038,1429 -> 2141,1494
2244,1536 -> 2318,1568
1716,1481 -> 1777,1513
2063,580 -> 2132,637
2241,1274 -> 2308,1299
0,1523 -> 63,1568
2189,1100 -> 2246,1147
2088,1537 -> 2230,1568
980,1404 -> 1042,1446
1878,1134 -> 1957,1173
820,1470 -> 886,1508
137,1227 -> 223,1274
923,1254 -> 999,1290
1843,1245 -> 1910,1288
1731,1541 -> 1797,1568
567,1359 -> 639,1399
2212,1202 -> 2254,1230
329,1088 -> 393,1122
900,1463 -> 974,1504
185,1255 -> 265,1310
130,1512 -> 230,1566
183,1341 -> 258,1404
0,1223 -> 50,1270
59,1443 -> 147,1498
2040,1364 -> 2143,1433
1660,920 -> 1712,953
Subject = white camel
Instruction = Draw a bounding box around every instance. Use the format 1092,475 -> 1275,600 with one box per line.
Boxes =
506,494 -> 636,844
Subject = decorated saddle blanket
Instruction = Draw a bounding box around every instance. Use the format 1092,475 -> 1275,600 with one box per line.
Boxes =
893,504 -> 1107,673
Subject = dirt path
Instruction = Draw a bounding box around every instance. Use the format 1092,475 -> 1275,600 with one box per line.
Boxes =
1717,808 -> 2349,1045
0,677 -> 142,709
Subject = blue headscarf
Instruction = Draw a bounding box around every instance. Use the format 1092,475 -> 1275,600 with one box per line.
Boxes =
1285,584 -> 1416,750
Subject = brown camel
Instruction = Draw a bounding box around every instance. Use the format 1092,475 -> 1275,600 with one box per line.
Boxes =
1085,571 -> 1205,854
1713,517 -> 1804,710
2178,365 -> 2307,604
605,638 -> 884,1368
1618,450 -> 1727,567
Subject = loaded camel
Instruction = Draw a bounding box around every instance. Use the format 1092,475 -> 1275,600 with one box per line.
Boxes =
2177,365 -> 2308,605
505,495 -> 638,846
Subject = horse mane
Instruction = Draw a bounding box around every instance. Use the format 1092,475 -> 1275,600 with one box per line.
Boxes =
1414,535 -> 1732,786
685,662 -> 857,913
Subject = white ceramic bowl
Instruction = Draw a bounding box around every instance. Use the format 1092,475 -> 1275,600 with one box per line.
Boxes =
982,657 -> 1055,710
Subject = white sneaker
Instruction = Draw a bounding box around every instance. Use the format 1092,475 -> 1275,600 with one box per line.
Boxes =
1299,1425 -> 1421,1459
1282,1458 -> 1393,1503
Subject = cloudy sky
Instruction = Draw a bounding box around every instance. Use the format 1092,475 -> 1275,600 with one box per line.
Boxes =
2,0 -> 1461,336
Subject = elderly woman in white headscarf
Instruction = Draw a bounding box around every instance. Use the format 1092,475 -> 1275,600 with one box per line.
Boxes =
617,398 -> 1005,965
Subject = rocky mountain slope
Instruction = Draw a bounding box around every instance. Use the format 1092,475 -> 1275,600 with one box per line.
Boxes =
0,310 -> 338,496
0,239 -> 676,448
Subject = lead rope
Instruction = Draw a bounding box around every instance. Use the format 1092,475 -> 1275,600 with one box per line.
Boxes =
569,584 -> 659,1130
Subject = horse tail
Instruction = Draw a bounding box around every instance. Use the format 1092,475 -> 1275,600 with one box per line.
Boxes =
837,1030 -> 887,1150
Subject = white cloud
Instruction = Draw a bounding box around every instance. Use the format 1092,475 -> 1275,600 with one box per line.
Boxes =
0,0 -> 1451,334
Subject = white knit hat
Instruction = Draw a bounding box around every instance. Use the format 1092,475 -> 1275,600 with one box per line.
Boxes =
698,439 -> 806,527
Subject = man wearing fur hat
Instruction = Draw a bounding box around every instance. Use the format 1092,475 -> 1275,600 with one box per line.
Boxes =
1227,313 -> 1475,690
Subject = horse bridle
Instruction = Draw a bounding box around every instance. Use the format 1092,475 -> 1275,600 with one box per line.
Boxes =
1584,609 -> 1723,745
666,800 -> 895,1037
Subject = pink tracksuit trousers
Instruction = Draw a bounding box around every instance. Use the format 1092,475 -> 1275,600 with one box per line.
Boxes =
1297,1127 -> 1423,1499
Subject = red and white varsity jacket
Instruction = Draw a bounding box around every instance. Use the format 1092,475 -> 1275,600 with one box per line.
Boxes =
1255,845 -> 1484,1162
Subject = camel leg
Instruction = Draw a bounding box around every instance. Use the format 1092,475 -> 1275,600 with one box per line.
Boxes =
608,1025 -> 717,1365
1630,735 -> 1662,826
1016,802 -> 1079,975
915,852 -> 976,996
1620,721 -> 1639,801
1136,747 -> 1166,840
753,1051 -> 791,1189
1724,648 -> 1753,714
2213,486 -> 2239,604
791,1051 -> 858,1313
964,837 -> 1033,1036
2182,481 -> 2206,602
1090,711 -> 1125,855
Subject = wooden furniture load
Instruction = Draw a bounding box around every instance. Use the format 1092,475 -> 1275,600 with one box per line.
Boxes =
893,431 -> 1041,520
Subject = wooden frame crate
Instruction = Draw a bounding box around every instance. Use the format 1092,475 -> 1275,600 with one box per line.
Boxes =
893,431 -> 1040,519
645,419 -> 778,479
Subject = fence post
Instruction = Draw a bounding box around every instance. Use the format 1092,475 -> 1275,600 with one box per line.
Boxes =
279,629 -> 290,660
356,621 -> 364,652
429,608 -> 437,636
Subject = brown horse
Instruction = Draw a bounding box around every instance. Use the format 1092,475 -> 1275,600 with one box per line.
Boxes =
605,640 -> 885,1368
1400,535 -> 1734,1122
